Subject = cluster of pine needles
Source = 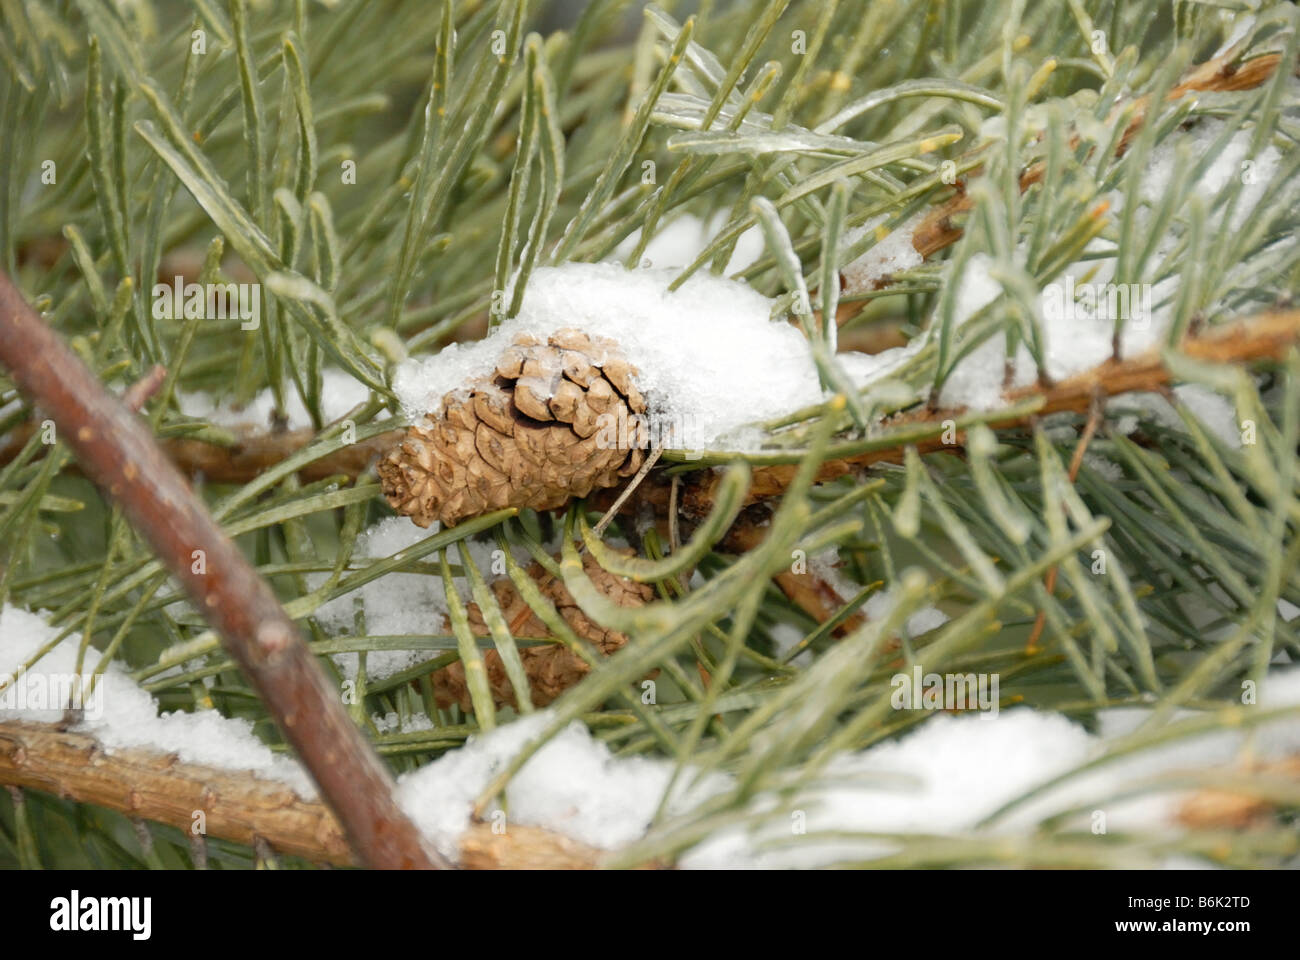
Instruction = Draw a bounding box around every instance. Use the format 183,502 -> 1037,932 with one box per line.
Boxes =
1,0 -> 1299,868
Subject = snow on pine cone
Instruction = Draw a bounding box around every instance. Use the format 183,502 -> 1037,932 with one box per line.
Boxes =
432,548 -> 655,711
378,329 -> 650,527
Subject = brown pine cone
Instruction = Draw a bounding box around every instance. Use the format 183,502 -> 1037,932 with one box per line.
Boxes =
378,329 -> 649,528
432,548 -> 654,711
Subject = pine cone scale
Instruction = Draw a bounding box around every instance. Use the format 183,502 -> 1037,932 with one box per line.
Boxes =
379,329 -> 650,527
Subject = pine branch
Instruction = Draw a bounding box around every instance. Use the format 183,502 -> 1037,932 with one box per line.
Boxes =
0,270 -> 442,870
1176,754 -> 1300,829
7,305 -> 1290,540
0,721 -> 615,869
882,49 -> 1296,299
3,0 -> 1295,869
0,720 -> 349,863
0,421 -> 401,485
666,309 -> 1300,518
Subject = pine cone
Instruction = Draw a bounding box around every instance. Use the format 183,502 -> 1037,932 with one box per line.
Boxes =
379,329 -> 649,528
432,548 -> 654,711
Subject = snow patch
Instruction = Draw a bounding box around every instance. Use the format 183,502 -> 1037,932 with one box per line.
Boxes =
840,211 -> 926,293
178,368 -> 370,430
312,517 -> 535,682
396,713 -> 727,861
611,211 -> 764,274
863,584 -> 949,637
393,263 -> 828,449
392,667 -> 1300,866
934,123 -> 1285,412
684,671 -> 1300,867
768,621 -> 812,666
1174,384 -> 1242,449
0,605 -> 314,797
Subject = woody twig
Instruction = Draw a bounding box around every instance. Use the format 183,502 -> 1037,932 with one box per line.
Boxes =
667,309 -> 1300,520
0,419 -> 402,485
0,721 -> 613,869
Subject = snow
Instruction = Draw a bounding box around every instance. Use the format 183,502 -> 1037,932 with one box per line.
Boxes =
1213,12 -> 1256,57
1140,119 -> 1282,232
809,548 -> 949,637
311,516 -> 536,682
372,710 -> 437,735
684,669 -> 1300,867
682,710 -> 1094,867
864,586 -> 949,637
0,604 -> 314,797
1082,452 -> 1124,481
393,263 -> 830,449
806,547 -> 861,603
928,121 -> 1285,412
395,712 -> 727,861
934,252 -> 1008,410
393,666 -> 1300,866
840,211 -> 926,293
178,368 -> 371,430
834,344 -> 925,387
1109,385 -> 1242,449
768,621 -> 812,666
312,517 -> 449,681
1172,384 -> 1242,449
931,248 -> 1180,411
611,211 -> 764,274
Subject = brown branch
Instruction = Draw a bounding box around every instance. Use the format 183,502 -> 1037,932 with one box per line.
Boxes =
0,420 -> 401,485
0,721 -> 349,863
0,271 -> 441,869
458,824 -> 625,869
722,506 -> 866,638
6,59 -> 1285,489
0,721 -> 614,868
163,426 -> 402,484
6,309 -> 1295,648
666,309 -> 1300,519
26,306 -> 1281,532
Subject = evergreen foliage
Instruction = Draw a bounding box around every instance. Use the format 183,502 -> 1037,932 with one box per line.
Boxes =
0,0 -> 1298,868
